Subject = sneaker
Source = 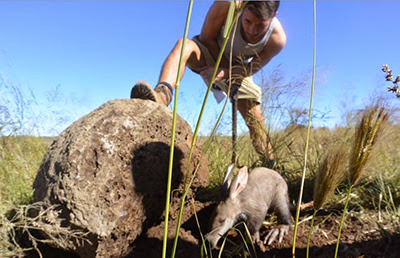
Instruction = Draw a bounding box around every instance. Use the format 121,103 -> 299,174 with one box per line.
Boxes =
130,81 -> 162,104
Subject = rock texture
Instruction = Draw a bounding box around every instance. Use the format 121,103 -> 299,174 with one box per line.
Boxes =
33,99 -> 209,257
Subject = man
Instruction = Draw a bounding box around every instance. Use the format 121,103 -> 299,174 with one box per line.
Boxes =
131,1 -> 286,168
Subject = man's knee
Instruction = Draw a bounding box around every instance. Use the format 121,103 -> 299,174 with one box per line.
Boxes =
175,38 -> 197,53
175,38 -> 205,71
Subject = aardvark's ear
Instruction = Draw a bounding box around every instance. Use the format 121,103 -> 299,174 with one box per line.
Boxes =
229,166 -> 248,199
220,163 -> 235,198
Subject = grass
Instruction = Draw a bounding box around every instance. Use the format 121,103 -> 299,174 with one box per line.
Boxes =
334,104 -> 389,257
0,136 -> 51,211
1,202 -> 90,257
0,136 -> 95,257
306,145 -> 347,257
312,145 -> 347,211
1,120 -> 399,256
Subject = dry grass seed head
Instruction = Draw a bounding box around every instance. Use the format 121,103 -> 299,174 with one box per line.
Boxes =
348,105 -> 389,186
313,146 -> 347,210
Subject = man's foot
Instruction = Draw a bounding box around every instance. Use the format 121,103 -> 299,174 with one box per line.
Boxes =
130,81 -> 172,106
130,81 -> 160,103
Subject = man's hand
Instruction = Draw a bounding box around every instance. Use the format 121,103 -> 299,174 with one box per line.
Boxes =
199,66 -> 226,85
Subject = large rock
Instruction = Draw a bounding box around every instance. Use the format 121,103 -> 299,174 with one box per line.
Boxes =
33,99 -> 209,257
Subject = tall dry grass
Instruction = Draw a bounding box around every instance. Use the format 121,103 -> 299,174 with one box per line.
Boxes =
1,202 -> 90,257
313,146 -> 347,211
306,146 -> 347,257
335,104 -> 390,257
348,105 -> 390,186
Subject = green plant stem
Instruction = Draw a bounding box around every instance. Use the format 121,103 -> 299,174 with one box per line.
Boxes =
306,209 -> 317,258
171,163 -> 199,257
334,185 -> 353,258
180,2 -> 245,191
218,235 -> 228,258
162,2 -> 193,258
203,14 -> 239,152
292,1 -> 317,257
190,198 -> 208,258
170,4 -> 246,257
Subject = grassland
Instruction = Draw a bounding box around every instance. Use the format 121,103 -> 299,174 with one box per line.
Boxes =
1,116 -> 399,256
0,136 -> 53,212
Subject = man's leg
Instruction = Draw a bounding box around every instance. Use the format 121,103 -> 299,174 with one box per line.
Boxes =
131,38 -> 206,106
237,99 -> 275,168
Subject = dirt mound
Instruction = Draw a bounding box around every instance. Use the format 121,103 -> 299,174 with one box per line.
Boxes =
121,202 -> 400,257
32,99 -> 208,257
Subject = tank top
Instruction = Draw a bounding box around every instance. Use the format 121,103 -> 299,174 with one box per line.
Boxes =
217,16 -> 276,65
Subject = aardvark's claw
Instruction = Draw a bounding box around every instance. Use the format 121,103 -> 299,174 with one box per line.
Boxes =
263,224 -> 289,245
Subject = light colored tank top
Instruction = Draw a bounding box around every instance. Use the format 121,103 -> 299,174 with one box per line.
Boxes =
217,16 -> 276,65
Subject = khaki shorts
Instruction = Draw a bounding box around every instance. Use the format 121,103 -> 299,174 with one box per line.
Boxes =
192,36 -> 262,104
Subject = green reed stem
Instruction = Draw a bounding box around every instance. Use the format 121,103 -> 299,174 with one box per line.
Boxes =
203,15 -> 239,152
202,2 -> 247,157
171,4 -> 247,257
334,185 -> 353,258
190,197 -> 208,258
306,209 -> 317,258
292,1 -> 316,257
162,2 -> 193,258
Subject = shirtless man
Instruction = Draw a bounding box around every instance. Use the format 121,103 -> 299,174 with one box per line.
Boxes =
131,1 -> 286,168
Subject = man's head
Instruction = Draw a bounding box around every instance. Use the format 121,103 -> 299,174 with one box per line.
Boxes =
241,1 -> 280,44
245,1 -> 280,21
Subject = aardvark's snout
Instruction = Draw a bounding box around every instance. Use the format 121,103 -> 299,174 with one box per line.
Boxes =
205,232 -> 221,249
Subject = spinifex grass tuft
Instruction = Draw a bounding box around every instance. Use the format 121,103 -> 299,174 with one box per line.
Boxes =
306,146 -> 347,258
334,104 -> 389,258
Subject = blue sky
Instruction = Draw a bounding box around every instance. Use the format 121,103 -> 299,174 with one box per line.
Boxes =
1,1 -> 399,136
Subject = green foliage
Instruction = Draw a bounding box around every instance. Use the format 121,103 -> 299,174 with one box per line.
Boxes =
0,136 -> 50,211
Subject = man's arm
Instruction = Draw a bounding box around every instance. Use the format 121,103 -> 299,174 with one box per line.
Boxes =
199,1 -> 232,66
